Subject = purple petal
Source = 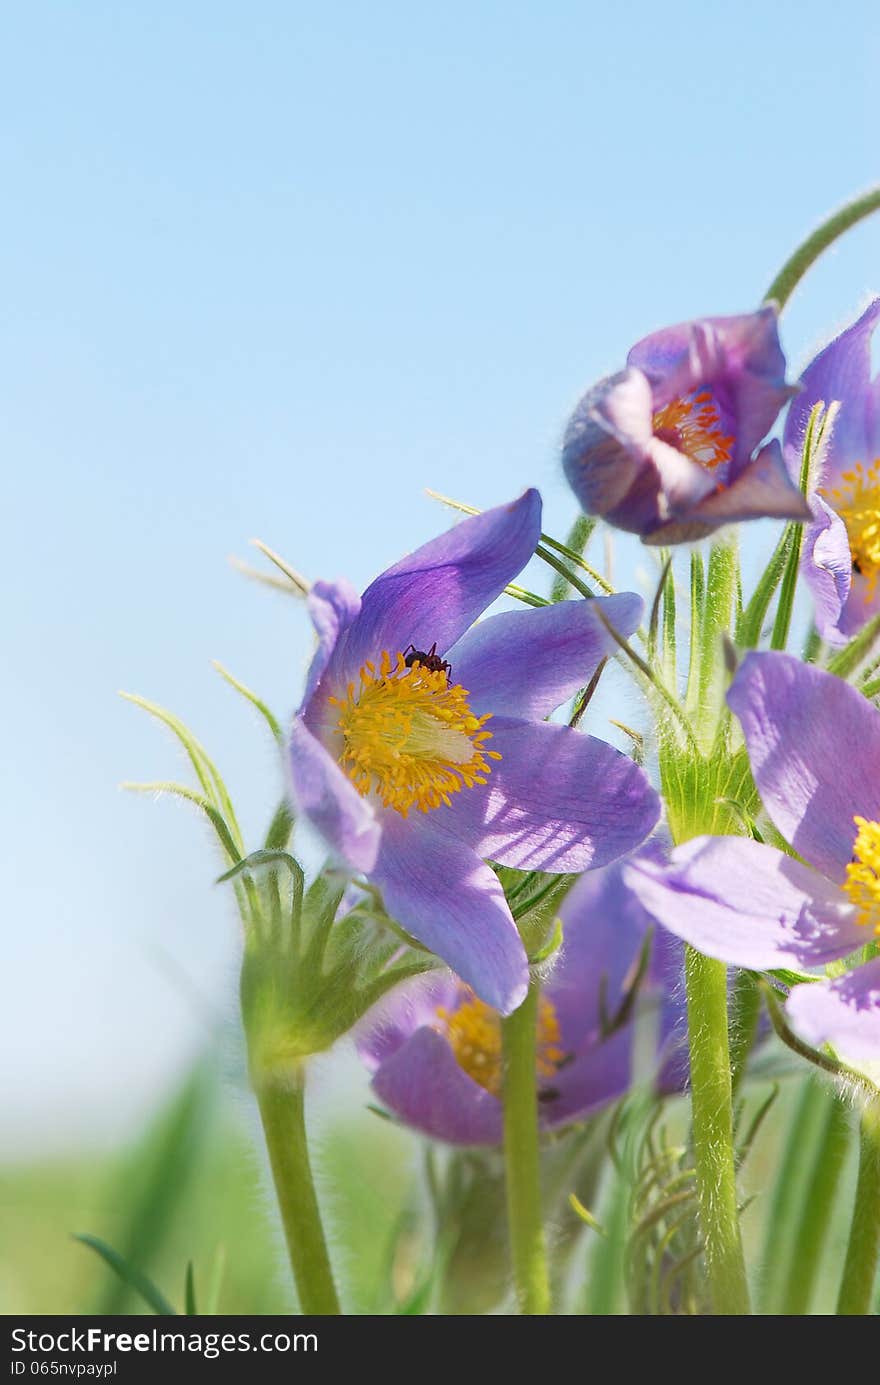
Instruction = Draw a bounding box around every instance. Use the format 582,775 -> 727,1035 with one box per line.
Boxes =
554,851 -> 662,1049
355,974 -> 461,1071
287,717 -> 381,873
623,836 -> 864,969
561,368 -> 653,519
628,306 -> 793,467
370,1026 -> 503,1146
447,591 -> 644,721
539,1026 -> 633,1127
783,298 -> 880,488
372,811 -> 528,1014
786,956 -> 880,1062
838,571 -> 880,642
300,578 -> 361,707
332,490 -> 542,682
643,441 -> 810,546
799,496 -> 852,645
727,652 -> 880,881
442,717 -> 660,873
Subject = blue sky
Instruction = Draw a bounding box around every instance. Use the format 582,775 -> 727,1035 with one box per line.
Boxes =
2,1 -> 877,1150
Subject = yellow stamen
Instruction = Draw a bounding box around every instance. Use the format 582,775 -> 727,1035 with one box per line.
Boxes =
328,650 -> 499,817
844,816 -> 880,936
823,459 -> 880,596
435,987 -> 565,1097
653,390 -> 734,472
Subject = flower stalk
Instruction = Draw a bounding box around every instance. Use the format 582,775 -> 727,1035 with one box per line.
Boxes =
254,1065 -> 341,1315
502,979 -> 551,1314
764,184 -> 880,311
684,946 -> 751,1314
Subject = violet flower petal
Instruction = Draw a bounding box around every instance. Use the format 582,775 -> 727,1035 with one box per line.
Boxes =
783,297 -> 880,489
288,717 -> 381,873
554,850 -> 662,1050
372,810 -> 528,1014
447,591 -> 643,721
628,306 -> 793,469
356,974 -> 463,1072
727,651 -> 880,882
623,836 -> 864,969
538,1026 -> 633,1127
300,578 -> 361,707
331,489 -> 542,684
443,716 -> 660,874
561,368 -> 653,518
371,1026 -> 503,1146
785,956 -> 880,1063
799,495 -> 853,645
642,440 -> 810,546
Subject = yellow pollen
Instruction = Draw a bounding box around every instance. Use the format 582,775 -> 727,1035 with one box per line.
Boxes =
823,459 -> 880,596
653,390 -> 734,473
435,988 -> 565,1097
844,816 -> 880,936
328,649 -> 500,817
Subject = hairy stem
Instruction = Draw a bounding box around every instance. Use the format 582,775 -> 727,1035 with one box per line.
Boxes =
255,1068 -> 341,1315
502,981 -> 550,1314
685,947 -> 751,1314
764,185 -> 880,311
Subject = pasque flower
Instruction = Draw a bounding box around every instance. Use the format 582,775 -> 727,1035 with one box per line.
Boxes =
782,298 -> 880,645
288,490 -> 660,1014
562,307 -> 808,544
624,652 -> 880,1062
357,849 -> 688,1145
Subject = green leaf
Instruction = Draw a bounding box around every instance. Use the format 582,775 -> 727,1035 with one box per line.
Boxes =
87,1066 -> 212,1316
217,848 -> 304,894
264,799 -> 295,849
120,692 -> 244,854
770,402 -> 837,653
184,1261 -> 197,1316
548,514 -> 597,602
73,1234 -> 177,1316
826,609 -> 880,679
205,1247 -> 226,1315
212,661 -> 283,744
249,539 -> 310,594
122,781 -> 241,865
736,523 -> 793,648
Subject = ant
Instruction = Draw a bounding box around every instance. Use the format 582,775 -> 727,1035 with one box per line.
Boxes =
403,642 -> 452,678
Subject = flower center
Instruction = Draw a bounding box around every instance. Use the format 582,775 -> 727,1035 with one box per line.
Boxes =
823,460 -> 880,594
843,816 -> 880,936
652,390 -> 734,472
329,649 -> 499,817
435,987 -> 565,1097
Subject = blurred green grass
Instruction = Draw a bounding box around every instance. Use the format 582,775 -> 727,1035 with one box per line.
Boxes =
1,1059 -> 415,1316
0,1054 -> 862,1316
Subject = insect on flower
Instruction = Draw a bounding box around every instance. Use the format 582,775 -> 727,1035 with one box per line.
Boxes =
403,642 -> 452,678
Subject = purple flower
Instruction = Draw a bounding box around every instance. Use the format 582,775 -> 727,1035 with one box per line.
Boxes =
782,299 -> 880,645
356,850 -> 688,1145
562,307 -> 808,544
288,491 -> 660,1014
624,652 -> 880,1063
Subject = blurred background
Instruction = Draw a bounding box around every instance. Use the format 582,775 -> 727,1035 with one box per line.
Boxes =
1,0 -> 877,1313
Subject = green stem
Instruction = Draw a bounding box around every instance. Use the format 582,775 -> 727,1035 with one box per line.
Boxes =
684,947 -> 751,1314
837,1099 -> 880,1315
502,980 -> 550,1314
255,1067 -> 341,1315
764,184 -> 880,311
779,1094 -> 851,1315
